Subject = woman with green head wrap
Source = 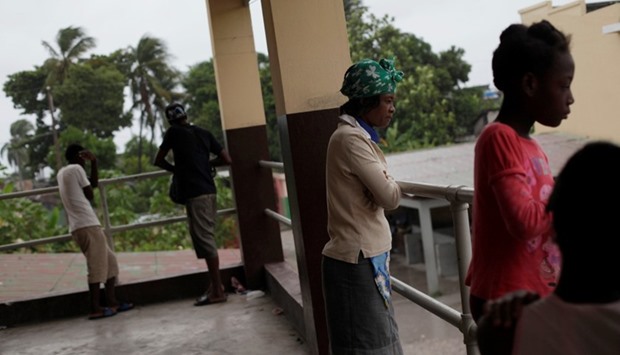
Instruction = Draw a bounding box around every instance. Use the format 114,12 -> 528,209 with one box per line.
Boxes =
322,58 -> 404,355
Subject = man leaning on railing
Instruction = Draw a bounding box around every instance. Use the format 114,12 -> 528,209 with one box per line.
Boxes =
57,143 -> 134,320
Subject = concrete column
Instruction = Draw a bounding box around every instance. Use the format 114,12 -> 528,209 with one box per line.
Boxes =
205,0 -> 283,289
261,1 -> 351,353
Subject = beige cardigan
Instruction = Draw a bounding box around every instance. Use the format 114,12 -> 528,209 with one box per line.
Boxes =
322,114 -> 402,264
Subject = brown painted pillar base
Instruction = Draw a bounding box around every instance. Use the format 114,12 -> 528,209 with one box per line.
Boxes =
279,107 -> 339,355
226,125 -> 283,290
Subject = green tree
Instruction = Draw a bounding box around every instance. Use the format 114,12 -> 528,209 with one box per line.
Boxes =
50,126 -> 117,172
0,180 -> 68,253
3,67 -> 54,176
41,26 -> 96,86
344,0 -> 477,150
181,60 -> 223,142
1,120 -> 35,185
28,118 -> 56,178
54,60 -> 132,138
41,26 -> 96,172
126,35 -> 179,172
3,67 -> 49,118
118,136 -> 160,175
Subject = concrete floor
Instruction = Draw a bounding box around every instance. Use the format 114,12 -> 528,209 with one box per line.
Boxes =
0,229 -> 469,354
0,289 -> 466,355
0,293 -> 308,355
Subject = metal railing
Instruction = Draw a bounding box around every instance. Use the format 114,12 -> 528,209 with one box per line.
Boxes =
0,170 -> 236,252
258,160 -> 479,355
394,181 -> 478,355
3,161 -> 479,354
259,160 -> 291,227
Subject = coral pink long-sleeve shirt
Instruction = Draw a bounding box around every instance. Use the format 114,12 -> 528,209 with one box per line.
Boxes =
466,123 -> 561,300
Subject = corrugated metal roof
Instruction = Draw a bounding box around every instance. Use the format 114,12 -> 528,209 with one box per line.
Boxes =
386,132 -> 592,187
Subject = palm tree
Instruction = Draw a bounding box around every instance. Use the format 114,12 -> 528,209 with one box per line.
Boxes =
127,35 -> 179,172
41,26 -> 96,86
41,26 -> 96,170
1,120 -> 35,189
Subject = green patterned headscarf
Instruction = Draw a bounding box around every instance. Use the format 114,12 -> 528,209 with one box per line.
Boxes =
340,58 -> 404,99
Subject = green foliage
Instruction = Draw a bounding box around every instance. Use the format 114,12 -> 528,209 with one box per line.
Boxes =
118,136 -> 161,175
1,6 -> 490,256
213,176 -> 238,248
126,35 -> 180,172
3,67 -> 49,118
54,62 -> 131,138
123,136 -> 159,158
0,181 -> 72,253
344,0 -> 481,151
450,88 -> 485,137
0,25 -> 242,255
28,118 -> 56,176
1,119 -> 36,181
49,126 -> 117,173
182,60 -> 223,142
257,53 -> 281,161
42,26 -> 96,91
99,173 -> 237,252
99,174 -> 183,251
0,169 -> 237,254
2,67 -> 55,174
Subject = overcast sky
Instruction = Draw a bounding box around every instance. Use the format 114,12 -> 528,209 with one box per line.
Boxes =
0,0 -> 577,170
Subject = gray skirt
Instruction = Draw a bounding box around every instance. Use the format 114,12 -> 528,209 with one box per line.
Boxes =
322,255 -> 403,355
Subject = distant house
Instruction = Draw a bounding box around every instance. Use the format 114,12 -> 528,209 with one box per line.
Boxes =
472,109 -> 499,137
456,85 -> 501,142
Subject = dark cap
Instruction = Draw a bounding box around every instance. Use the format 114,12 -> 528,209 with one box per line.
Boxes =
165,103 -> 187,122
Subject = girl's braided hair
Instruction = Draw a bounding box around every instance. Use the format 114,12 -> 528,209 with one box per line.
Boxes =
492,20 -> 571,94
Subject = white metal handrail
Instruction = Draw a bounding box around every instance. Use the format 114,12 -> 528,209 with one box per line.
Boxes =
264,208 -> 292,227
259,160 -> 290,226
259,159 -> 479,354
0,170 -> 236,252
395,180 -> 478,355
258,160 -> 284,170
3,162 -> 479,353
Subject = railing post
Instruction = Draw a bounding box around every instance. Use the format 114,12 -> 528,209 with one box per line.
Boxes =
446,184 -> 478,354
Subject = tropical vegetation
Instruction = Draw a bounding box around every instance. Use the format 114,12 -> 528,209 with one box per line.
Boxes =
0,0 -> 500,253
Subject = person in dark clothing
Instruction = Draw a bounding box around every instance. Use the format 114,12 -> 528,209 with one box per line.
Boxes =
154,103 -> 232,306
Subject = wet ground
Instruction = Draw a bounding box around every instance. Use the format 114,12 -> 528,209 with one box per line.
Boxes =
0,229 -> 468,354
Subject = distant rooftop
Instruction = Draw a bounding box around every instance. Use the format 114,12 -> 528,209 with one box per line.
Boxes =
586,1 -> 620,13
386,132 -> 592,187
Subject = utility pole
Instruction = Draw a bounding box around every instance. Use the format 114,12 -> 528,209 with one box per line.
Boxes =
46,86 -> 62,171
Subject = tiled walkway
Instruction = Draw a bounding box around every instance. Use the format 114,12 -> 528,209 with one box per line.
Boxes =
0,249 -> 241,302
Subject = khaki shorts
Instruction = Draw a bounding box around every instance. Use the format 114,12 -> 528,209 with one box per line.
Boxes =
72,226 -> 119,284
185,194 -> 219,259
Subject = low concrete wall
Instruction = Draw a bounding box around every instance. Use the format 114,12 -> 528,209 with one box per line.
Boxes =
265,262 -> 305,340
0,265 -> 245,327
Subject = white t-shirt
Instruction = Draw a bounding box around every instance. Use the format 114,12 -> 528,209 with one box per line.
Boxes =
57,164 -> 100,232
513,293 -> 620,355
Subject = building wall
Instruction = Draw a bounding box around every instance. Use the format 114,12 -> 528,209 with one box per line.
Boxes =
520,0 -> 620,143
